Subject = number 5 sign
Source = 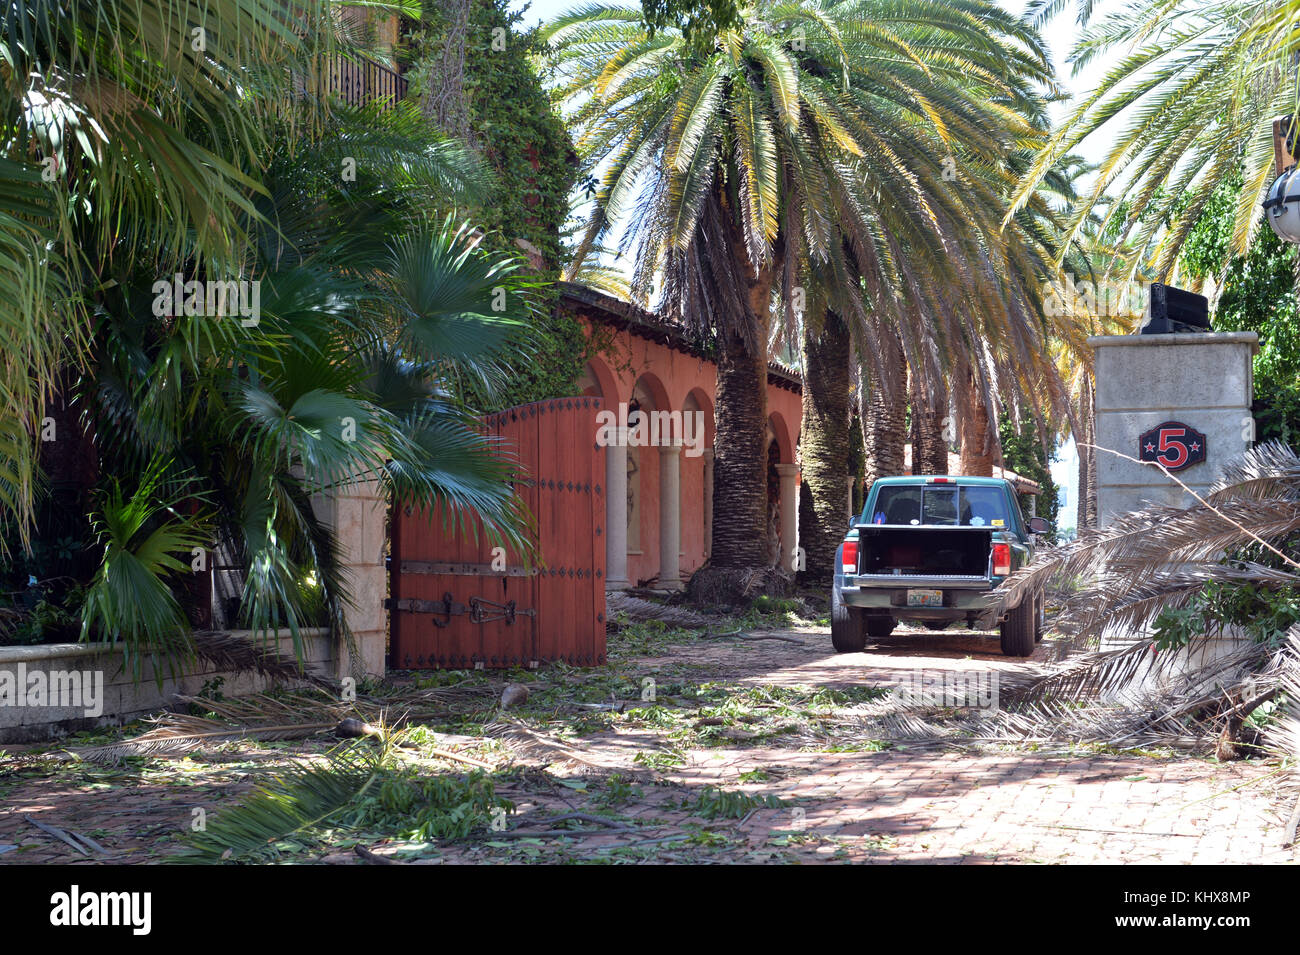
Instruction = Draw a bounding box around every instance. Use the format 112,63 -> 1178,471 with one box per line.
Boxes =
1138,421 -> 1207,471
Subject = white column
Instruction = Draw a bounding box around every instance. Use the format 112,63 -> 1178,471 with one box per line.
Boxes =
776,463 -> 799,574
605,425 -> 629,590
658,445 -> 682,589
702,448 -> 714,559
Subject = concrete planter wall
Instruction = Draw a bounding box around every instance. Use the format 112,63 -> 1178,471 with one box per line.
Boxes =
1098,626 -> 1256,705
0,629 -> 333,744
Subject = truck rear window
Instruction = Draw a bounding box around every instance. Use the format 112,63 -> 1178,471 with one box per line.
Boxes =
869,485 -> 1012,528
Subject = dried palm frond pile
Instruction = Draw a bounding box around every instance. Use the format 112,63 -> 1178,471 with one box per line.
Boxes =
23,683 -> 503,766
606,591 -> 713,629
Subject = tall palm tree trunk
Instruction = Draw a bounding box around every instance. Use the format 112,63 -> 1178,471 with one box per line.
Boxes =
1078,380 -> 1097,529
863,326 -> 907,487
708,221 -> 775,570
960,371 -> 996,476
798,309 -> 850,579
911,373 -> 950,475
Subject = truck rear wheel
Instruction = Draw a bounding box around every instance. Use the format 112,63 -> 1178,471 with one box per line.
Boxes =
865,615 -> 895,638
831,586 -> 866,652
1000,592 -> 1036,657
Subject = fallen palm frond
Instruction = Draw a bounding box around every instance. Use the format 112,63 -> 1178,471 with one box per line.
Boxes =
66,714 -> 341,763
482,714 -> 634,769
59,692 -> 350,763
169,739 -> 392,864
46,689 -> 494,765
995,442 -> 1300,646
998,637 -> 1272,707
606,592 -> 712,629
192,630 -> 335,688
1276,629 -> 1300,845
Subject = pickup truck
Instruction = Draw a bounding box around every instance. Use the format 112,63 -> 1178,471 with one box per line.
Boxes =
832,475 -> 1048,657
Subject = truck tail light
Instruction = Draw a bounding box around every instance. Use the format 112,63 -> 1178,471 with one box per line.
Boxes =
925,476 -> 952,483
841,540 -> 857,574
992,543 -> 1011,577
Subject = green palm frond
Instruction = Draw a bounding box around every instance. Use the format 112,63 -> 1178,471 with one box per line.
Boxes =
171,740 -> 390,864
1010,0 -> 1299,277
80,456 -> 212,682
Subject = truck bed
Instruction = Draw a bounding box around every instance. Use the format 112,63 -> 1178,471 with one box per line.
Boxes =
853,525 -> 993,579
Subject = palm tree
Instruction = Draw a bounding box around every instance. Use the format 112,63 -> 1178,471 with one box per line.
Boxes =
545,0 -> 1064,587
79,105 -> 535,674
1012,0 -> 1300,279
0,0 -> 341,538
1,0 -> 539,672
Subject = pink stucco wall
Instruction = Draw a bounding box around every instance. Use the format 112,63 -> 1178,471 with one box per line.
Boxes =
571,308 -> 802,587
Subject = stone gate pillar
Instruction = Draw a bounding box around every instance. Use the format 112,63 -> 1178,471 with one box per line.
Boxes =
1090,331 -> 1258,528
317,477 -> 388,679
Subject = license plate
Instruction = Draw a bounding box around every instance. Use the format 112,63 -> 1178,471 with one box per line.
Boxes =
907,589 -> 943,608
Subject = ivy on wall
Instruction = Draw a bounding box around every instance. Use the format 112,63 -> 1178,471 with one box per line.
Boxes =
407,0 -> 591,410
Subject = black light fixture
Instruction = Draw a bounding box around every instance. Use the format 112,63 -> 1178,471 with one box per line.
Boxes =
1263,116 -> 1300,243
1140,283 -> 1209,335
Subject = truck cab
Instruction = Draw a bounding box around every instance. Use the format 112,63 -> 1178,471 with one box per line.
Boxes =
832,476 -> 1048,656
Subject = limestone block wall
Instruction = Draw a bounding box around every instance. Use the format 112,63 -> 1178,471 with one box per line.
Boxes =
1090,332 -> 1258,528
0,629 -> 333,744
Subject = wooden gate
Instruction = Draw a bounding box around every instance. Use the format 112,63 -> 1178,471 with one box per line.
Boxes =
389,397 -> 607,669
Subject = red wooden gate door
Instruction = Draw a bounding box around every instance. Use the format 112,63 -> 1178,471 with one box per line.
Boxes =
389,397 -> 607,669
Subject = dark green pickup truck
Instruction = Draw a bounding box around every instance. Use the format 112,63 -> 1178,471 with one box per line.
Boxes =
832,475 -> 1049,657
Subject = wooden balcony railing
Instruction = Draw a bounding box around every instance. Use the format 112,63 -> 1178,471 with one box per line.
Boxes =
323,54 -> 408,109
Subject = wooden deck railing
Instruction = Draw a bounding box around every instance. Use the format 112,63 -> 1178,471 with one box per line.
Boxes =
324,54 -> 408,109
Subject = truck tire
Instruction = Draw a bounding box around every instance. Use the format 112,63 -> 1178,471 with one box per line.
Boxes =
1000,593 -> 1036,657
1034,593 -> 1045,643
865,615 -> 895,638
831,586 -> 866,652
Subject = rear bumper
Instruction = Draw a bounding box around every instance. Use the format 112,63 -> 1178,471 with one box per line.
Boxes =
836,573 -> 1001,627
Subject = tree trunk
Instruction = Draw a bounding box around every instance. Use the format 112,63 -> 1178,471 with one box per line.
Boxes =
960,372 -> 996,477
1077,380 -> 1097,529
862,326 -> 907,486
797,309 -> 850,580
708,246 -> 774,568
910,373 -> 950,475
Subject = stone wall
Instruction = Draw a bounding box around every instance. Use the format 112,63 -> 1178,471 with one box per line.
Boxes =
0,629 -> 333,744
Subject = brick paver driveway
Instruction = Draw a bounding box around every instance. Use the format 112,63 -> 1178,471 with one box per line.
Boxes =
0,622 -> 1292,864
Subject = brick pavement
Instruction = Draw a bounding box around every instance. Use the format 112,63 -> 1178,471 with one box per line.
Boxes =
0,624 -> 1293,864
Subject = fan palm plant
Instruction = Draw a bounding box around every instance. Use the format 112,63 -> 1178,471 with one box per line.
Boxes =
544,0 -> 1068,584
81,104 -> 536,671
0,0 -> 551,669
0,0 -> 339,537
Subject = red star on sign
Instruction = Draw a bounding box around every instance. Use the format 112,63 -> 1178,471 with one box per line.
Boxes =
1144,443 -> 1156,453
1190,442 -> 1200,451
